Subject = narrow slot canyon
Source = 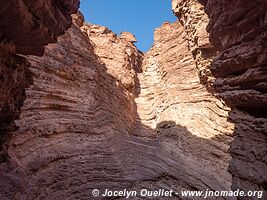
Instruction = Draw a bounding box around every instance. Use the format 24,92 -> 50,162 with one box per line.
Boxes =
0,0 -> 266,200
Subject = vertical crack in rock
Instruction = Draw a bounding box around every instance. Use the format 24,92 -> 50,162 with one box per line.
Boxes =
0,0 -> 266,199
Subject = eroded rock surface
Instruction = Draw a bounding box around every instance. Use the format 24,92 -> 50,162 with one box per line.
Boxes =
134,20 -> 235,195
0,1 -> 80,198
0,0 -> 80,55
172,0 -> 215,88
1,13 -> 236,200
81,24 -> 143,92
172,0 -> 267,197
0,0 -> 266,199
0,45 -> 33,155
0,0 -> 79,159
204,0 -> 267,113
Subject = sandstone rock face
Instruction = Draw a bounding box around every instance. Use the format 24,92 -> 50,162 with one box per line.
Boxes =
81,24 -> 143,93
0,0 -> 79,159
204,0 -> 267,112
0,13 -> 238,199
120,32 -> 138,43
172,0 -> 267,197
0,0 -> 80,55
1,1 -> 266,199
134,20 -> 235,193
172,0 -> 215,88
0,45 -> 33,155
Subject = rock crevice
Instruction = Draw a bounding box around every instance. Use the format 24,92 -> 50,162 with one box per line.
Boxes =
0,1 -> 266,199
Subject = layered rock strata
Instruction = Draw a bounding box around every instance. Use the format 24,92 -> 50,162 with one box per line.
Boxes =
0,1 -> 79,198
1,12 -> 237,199
3,19 -> 132,199
0,0 -> 80,55
0,45 -> 33,155
134,20 -> 234,196
172,0 -> 215,88
81,24 -> 143,93
0,0 -> 266,199
172,0 -> 267,197
0,0 -> 79,158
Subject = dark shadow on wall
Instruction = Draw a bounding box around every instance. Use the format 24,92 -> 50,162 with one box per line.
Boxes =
194,0 -> 267,198
0,45 -> 34,162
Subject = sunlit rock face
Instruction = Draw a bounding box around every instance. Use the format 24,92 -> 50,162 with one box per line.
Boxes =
172,0 -> 267,196
81,23 -> 143,93
172,0 -> 215,88
134,20 -> 235,194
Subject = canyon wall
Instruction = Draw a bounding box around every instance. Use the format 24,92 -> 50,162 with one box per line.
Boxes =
0,1 -> 79,199
2,12 -> 235,200
3,18 -> 135,199
0,0 -> 266,199
172,0 -> 267,197
0,0 -> 80,55
0,0 -> 79,157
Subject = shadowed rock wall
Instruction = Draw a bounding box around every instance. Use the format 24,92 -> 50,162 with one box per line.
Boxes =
172,0 -> 267,198
0,0 -> 80,55
0,0 -> 79,159
0,0 -> 266,199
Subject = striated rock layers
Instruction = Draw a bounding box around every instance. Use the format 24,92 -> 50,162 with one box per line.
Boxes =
81,23 -> 143,93
2,12 -> 237,200
0,0 -> 266,199
0,0 -> 80,55
0,0 -> 79,159
172,0 -> 267,197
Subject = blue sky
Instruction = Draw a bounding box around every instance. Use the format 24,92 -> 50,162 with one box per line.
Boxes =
80,0 -> 177,52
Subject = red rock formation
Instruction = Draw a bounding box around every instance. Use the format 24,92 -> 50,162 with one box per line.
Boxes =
0,45 -> 33,154
204,0 -> 267,113
172,0 -> 267,197
134,20 -> 234,192
1,15 -> 142,199
0,0 -> 79,157
0,0 -> 80,55
0,2 -> 80,198
0,0 -> 266,199
81,24 -> 143,93
1,12 -> 237,199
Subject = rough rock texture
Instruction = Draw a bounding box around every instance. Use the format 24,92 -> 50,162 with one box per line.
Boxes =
0,45 -> 33,155
172,0 -> 267,197
134,20 -> 235,193
0,0 -> 80,55
1,1 -> 266,199
172,0 -> 215,88
81,24 -> 143,92
204,0 -> 267,112
0,0 -> 79,158
1,13 -> 237,199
